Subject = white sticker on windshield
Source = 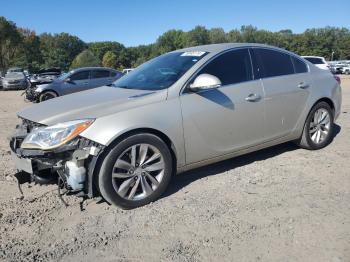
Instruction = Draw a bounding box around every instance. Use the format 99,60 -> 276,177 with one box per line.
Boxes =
181,51 -> 206,57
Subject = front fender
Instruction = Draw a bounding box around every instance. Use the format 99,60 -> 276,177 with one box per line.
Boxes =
80,97 -> 186,168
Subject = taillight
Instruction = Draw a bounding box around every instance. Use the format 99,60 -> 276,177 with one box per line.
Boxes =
334,75 -> 341,85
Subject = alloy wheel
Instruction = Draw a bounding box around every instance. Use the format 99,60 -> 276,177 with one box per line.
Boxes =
309,108 -> 331,144
111,143 -> 165,201
40,92 -> 56,102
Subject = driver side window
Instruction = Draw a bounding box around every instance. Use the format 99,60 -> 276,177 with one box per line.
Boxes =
70,71 -> 90,81
198,49 -> 253,86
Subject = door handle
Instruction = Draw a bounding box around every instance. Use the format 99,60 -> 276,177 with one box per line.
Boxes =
298,82 -> 309,89
245,93 -> 261,102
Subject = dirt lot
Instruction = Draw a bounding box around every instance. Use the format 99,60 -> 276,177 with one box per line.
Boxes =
0,77 -> 349,262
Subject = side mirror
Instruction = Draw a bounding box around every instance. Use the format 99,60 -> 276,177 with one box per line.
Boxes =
64,77 -> 72,83
189,74 -> 222,92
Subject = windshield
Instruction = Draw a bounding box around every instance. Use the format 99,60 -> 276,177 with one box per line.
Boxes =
113,51 -> 207,90
5,72 -> 24,78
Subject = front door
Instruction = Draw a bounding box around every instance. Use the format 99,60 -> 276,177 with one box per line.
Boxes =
63,70 -> 91,94
180,48 -> 265,164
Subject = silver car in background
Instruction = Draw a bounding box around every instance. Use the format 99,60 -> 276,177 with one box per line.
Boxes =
2,72 -> 29,90
31,67 -> 123,102
10,43 -> 341,209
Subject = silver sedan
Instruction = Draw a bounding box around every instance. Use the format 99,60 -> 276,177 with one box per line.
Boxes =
2,72 -> 28,90
11,43 -> 341,209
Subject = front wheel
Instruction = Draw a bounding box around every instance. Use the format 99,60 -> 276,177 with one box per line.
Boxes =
297,101 -> 334,150
98,133 -> 173,209
39,91 -> 58,102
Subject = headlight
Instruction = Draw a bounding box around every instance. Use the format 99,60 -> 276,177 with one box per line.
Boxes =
21,119 -> 94,150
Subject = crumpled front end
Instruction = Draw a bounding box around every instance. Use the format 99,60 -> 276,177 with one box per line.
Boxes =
10,118 -> 104,199
24,86 -> 40,102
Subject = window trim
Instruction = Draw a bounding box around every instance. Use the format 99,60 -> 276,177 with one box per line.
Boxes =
291,56 -> 309,74
180,47 -> 256,95
110,70 -> 118,77
70,70 -> 91,81
91,69 -> 111,79
250,47 -> 309,80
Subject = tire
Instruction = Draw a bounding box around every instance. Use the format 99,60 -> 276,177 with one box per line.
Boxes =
39,91 -> 58,102
297,101 -> 334,150
98,133 -> 173,209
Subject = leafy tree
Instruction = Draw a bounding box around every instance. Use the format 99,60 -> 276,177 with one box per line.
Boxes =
13,28 -> 42,72
156,29 -> 185,54
2,14 -> 350,73
102,51 -> 117,68
40,32 -> 86,70
70,50 -> 100,69
227,29 -> 243,42
88,41 -> 124,61
184,26 -> 210,47
209,28 -> 227,43
0,16 -> 22,73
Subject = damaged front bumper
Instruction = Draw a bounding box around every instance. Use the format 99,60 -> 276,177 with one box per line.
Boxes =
24,87 -> 40,102
10,119 -> 105,198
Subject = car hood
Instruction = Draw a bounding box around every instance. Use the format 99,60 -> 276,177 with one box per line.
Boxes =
4,76 -> 25,81
18,86 -> 167,125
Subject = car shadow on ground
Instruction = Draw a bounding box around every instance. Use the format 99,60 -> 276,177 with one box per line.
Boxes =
163,124 -> 341,198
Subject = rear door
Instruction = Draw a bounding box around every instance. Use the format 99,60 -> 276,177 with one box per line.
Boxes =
63,70 -> 91,94
110,70 -> 121,81
90,69 -> 113,88
251,48 -> 311,140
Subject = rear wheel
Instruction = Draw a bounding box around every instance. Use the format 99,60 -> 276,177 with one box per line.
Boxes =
39,91 -> 58,102
98,133 -> 173,209
297,101 -> 334,150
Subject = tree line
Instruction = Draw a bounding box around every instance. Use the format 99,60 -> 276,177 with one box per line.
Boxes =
1,16 -> 350,74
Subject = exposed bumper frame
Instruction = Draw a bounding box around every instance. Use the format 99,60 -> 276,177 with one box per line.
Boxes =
10,121 -> 105,198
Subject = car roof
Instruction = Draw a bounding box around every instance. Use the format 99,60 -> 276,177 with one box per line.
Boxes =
175,43 -> 291,54
5,72 -> 24,77
71,67 -> 120,73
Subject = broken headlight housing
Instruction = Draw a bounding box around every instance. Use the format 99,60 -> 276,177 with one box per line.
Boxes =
21,119 -> 94,150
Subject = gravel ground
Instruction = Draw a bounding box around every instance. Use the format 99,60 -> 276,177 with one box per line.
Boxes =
0,77 -> 349,262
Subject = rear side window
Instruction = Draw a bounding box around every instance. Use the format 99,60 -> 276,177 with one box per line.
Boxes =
253,48 -> 294,78
291,56 -> 308,73
304,57 -> 325,64
110,71 -> 118,77
91,70 -> 110,79
198,49 -> 253,86
70,71 -> 90,81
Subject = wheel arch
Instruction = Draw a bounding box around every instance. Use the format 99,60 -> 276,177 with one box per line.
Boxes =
105,128 -> 178,163
90,127 -> 178,197
313,97 -> 335,113
39,89 -> 59,97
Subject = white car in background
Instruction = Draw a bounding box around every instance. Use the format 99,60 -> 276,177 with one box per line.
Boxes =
342,65 -> 350,74
302,56 -> 330,71
122,68 -> 134,74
